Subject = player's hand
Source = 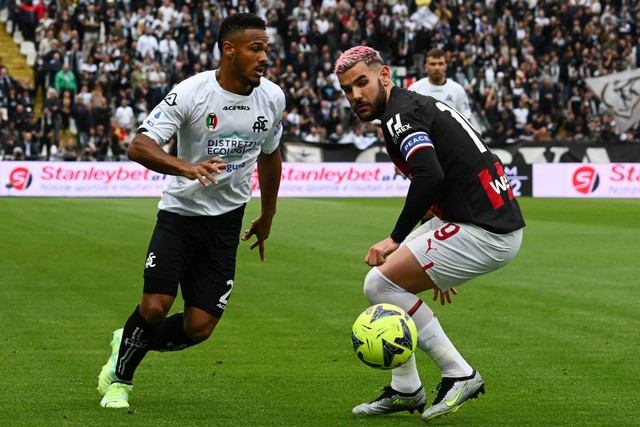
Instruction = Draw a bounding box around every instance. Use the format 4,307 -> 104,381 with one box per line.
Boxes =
242,216 -> 273,262
365,237 -> 400,267
184,157 -> 227,187
433,287 -> 458,305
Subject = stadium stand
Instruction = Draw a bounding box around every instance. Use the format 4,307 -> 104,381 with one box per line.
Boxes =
1,0 -> 639,162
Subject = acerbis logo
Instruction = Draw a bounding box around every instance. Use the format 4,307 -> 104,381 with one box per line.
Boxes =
8,167 -> 33,190
222,105 -> 250,110
572,166 -> 600,194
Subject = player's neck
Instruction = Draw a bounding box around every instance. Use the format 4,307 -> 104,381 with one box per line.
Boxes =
429,78 -> 446,86
215,69 -> 253,96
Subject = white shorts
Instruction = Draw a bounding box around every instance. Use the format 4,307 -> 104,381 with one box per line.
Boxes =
402,217 -> 523,291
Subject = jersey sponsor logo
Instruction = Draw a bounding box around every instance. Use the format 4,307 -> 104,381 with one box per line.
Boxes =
572,166 -> 600,194
206,113 -> 218,131
163,93 -> 177,106
478,161 -> 515,209
400,132 -> 433,160
222,105 -> 250,110
224,162 -> 247,173
252,115 -> 268,132
207,131 -> 257,157
386,113 -> 412,143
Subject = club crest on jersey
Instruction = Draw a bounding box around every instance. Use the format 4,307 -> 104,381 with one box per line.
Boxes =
206,113 -> 218,131
252,116 -> 268,132
386,113 -> 412,144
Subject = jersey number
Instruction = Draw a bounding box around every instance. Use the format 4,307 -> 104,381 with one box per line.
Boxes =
435,102 -> 486,153
434,223 -> 460,241
220,280 -> 234,306
436,101 -> 513,209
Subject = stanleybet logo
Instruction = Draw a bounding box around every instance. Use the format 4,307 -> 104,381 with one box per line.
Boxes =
572,166 -> 600,194
8,167 -> 33,190
250,167 -> 260,192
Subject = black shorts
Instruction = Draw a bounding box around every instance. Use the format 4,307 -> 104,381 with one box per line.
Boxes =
142,205 -> 246,318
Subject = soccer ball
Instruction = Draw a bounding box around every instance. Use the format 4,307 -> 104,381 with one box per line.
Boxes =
351,303 -> 417,370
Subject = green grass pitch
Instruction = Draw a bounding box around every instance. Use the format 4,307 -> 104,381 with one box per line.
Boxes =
0,197 -> 638,426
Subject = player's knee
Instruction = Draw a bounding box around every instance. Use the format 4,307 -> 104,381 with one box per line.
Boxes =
363,267 -> 390,305
184,321 -> 214,343
184,312 -> 218,343
140,295 -> 173,323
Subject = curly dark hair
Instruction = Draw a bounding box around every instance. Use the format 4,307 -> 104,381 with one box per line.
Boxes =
217,13 -> 266,52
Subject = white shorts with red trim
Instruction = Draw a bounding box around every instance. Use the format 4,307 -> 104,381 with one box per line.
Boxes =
402,217 -> 523,291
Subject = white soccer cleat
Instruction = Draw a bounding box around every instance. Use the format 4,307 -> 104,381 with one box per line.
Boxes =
421,370 -> 485,422
352,385 -> 426,416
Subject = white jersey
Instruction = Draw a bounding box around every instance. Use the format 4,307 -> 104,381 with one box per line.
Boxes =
139,70 -> 285,216
408,78 -> 472,119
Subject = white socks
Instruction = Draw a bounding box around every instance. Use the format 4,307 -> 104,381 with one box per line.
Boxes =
417,317 -> 473,378
364,267 -> 473,392
390,353 -> 422,392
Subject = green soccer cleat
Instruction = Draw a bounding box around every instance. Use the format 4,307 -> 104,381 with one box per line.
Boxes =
97,328 -> 123,396
352,385 -> 426,416
100,382 -> 133,408
421,370 -> 485,422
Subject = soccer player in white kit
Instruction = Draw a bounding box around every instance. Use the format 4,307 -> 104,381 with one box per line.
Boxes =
408,48 -> 472,120
97,13 -> 285,409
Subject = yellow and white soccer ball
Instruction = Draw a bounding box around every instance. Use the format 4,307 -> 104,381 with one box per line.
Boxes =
351,303 -> 417,370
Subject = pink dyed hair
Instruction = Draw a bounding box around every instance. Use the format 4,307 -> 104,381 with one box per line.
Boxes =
334,46 -> 383,74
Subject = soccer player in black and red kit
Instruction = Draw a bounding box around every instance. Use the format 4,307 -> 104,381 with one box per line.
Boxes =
335,46 -> 525,422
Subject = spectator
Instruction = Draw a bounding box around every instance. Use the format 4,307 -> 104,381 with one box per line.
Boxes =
54,63 -> 78,97
158,31 -> 179,67
2,134 -> 20,159
1,0 -> 637,157
513,96 -> 530,138
18,0 -> 43,42
19,127 -> 41,160
136,26 -> 159,61
80,4 -> 102,56
113,97 -> 135,136
36,106 -> 58,160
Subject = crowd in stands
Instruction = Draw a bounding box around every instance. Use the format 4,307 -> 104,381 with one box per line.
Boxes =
1,0 -> 640,161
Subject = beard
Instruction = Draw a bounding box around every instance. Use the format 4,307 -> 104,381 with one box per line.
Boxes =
354,80 -> 387,122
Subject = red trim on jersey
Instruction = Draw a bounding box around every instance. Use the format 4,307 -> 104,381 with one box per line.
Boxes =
423,262 -> 435,271
407,299 -> 423,316
406,144 -> 432,160
494,161 -> 515,200
431,203 -> 442,219
478,168 -> 505,209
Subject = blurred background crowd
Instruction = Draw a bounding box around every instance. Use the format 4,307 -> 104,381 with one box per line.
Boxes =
1,0 -> 640,161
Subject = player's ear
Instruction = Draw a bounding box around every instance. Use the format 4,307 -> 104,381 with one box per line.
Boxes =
222,40 -> 235,58
379,65 -> 392,86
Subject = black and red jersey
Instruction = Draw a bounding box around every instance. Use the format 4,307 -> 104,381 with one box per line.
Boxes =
381,87 -> 525,242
